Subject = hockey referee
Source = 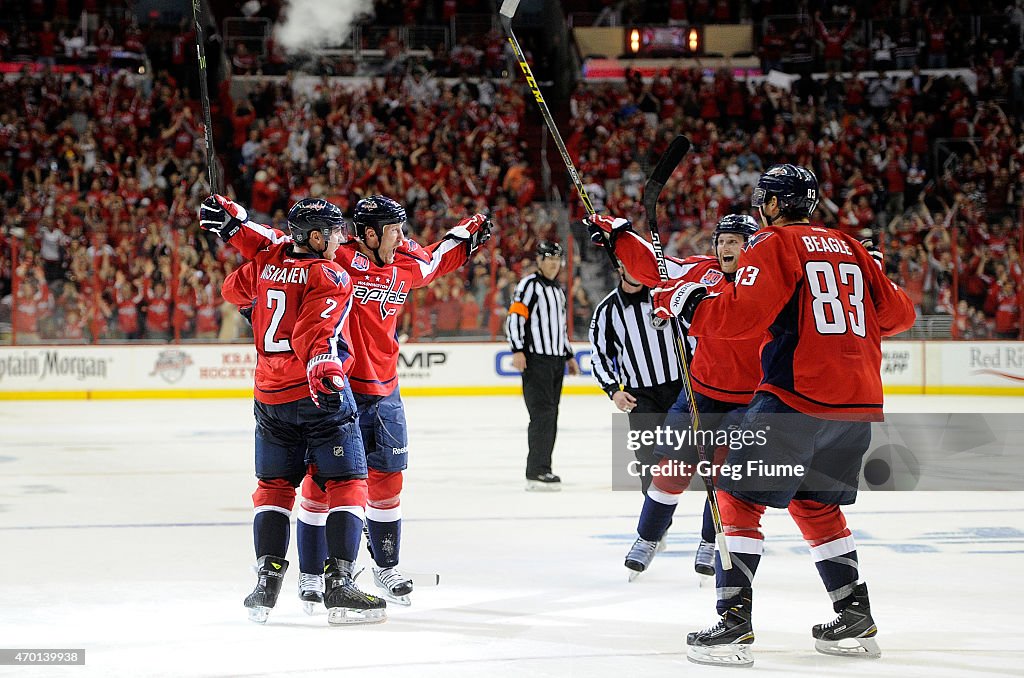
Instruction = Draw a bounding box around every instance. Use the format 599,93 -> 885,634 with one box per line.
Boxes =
506,241 -> 580,491
589,265 -> 684,493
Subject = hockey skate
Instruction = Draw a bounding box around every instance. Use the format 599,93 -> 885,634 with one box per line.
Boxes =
298,572 -> 324,615
526,472 -> 562,492
323,558 -> 387,625
686,589 -> 755,668
624,537 -> 659,582
244,555 -> 288,624
694,539 -> 716,579
372,566 -> 414,606
812,582 -> 881,658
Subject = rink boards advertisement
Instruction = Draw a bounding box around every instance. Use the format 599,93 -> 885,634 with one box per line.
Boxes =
0,340 -> 1020,399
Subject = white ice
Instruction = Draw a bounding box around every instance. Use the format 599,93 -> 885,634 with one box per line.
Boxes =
1,394 -> 1022,677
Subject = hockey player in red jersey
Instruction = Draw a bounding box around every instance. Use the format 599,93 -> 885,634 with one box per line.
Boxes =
210,193 -> 491,608
200,195 -> 386,626
651,164 -> 916,667
587,213 -> 763,580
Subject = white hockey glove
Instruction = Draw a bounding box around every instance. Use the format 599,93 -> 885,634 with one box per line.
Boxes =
652,280 -> 708,324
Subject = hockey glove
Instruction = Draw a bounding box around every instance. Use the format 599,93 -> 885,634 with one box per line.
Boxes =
446,213 -> 492,256
652,280 -> 708,324
860,238 -> 884,270
238,302 -> 255,328
585,214 -> 633,248
199,194 -> 248,241
307,354 -> 346,411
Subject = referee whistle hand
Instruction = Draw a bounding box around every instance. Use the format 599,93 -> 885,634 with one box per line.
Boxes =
612,390 -> 637,412
512,351 -> 527,372
567,357 -> 580,376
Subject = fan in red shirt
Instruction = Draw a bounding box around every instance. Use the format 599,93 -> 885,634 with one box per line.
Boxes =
215,192 -> 491,609
200,195 -> 386,626
652,164 -> 916,667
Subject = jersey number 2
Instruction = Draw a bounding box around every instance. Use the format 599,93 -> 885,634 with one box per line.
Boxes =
264,289 -> 291,352
806,261 -> 865,337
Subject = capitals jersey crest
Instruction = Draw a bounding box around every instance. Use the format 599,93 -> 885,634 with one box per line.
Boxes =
699,269 -> 724,286
744,231 -> 773,251
351,252 -> 370,272
321,265 -> 349,287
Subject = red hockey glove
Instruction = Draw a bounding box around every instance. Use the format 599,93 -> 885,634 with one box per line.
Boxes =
585,214 -> 633,247
652,280 -> 709,324
306,354 -> 346,410
447,213 -> 492,255
199,194 -> 248,241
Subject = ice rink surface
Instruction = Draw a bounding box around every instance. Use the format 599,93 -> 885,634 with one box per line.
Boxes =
1,394 -> 1022,677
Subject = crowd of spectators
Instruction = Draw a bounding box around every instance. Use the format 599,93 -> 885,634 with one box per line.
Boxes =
1,2 -> 1022,344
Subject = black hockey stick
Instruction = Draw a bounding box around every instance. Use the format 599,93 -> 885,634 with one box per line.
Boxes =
498,0 -> 620,271
193,0 -> 221,193
643,135 -> 733,570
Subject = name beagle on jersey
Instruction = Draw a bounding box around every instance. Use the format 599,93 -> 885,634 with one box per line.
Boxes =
801,235 -> 853,256
260,264 -> 309,285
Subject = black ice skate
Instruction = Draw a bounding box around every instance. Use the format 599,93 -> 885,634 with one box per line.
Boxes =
244,555 -> 288,624
525,472 -> 561,492
624,537 -> 659,582
694,539 -> 716,578
686,589 -> 755,668
323,558 -> 387,625
372,566 -> 414,606
812,582 -> 881,658
298,572 -> 324,615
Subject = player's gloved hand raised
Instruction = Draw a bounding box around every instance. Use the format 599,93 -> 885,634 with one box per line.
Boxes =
652,280 -> 709,324
860,238 -> 883,270
585,214 -> 632,247
447,213 -> 492,255
199,194 -> 248,241
306,354 -> 346,411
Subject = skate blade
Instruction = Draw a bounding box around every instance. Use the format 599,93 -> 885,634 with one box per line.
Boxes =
687,643 -> 754,668
377,591 -> 412,607
302,600 -> 324,616
814,636 -> 881,659
246,606 -> 271,624
697,573 -> 713,588
525,480 -> 561,492
656,537 -> 668,553
327,607 -> 387,625
627,568 -> 643,582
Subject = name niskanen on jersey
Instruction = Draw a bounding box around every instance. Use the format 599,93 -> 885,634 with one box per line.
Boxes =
260,264 -> 309,285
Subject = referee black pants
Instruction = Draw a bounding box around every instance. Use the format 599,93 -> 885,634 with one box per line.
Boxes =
627,380 -> 685,493
522,353 -> 567,477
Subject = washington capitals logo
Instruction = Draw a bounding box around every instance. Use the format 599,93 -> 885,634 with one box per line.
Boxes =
700,269 -> 724,286
321,265 -> 348,287
744,232 -> 773,251
352,252 -> 370,272
353,276 -> 409,320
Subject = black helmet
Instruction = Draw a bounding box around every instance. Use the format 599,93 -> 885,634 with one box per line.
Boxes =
713,214 -> 759,249
287,198 -> 346,247
751,164 -> 819,223
351,195 -> 406,241
537,241 -> 563,258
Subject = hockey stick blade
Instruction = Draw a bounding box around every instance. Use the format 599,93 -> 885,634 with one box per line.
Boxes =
643,135 -> 691,223
499,0 -> 521,19
410,572 -> 440,587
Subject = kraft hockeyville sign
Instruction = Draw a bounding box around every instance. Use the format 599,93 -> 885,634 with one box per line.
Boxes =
0,342 -> 1020,398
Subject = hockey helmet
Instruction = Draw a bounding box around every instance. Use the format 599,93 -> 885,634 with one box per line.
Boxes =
351,195 -> 406,241
287,198 -> 346,247
712,214 -> 760,249
536,241 -> 564,258
751,164 -> 819,223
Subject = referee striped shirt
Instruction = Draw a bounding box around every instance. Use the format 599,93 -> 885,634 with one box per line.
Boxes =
589,286 -> 683,396
506,273 -> 572,357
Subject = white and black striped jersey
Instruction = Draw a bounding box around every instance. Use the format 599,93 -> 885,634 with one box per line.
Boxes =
589,286 -> 683,396
506,273 -> 573,357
